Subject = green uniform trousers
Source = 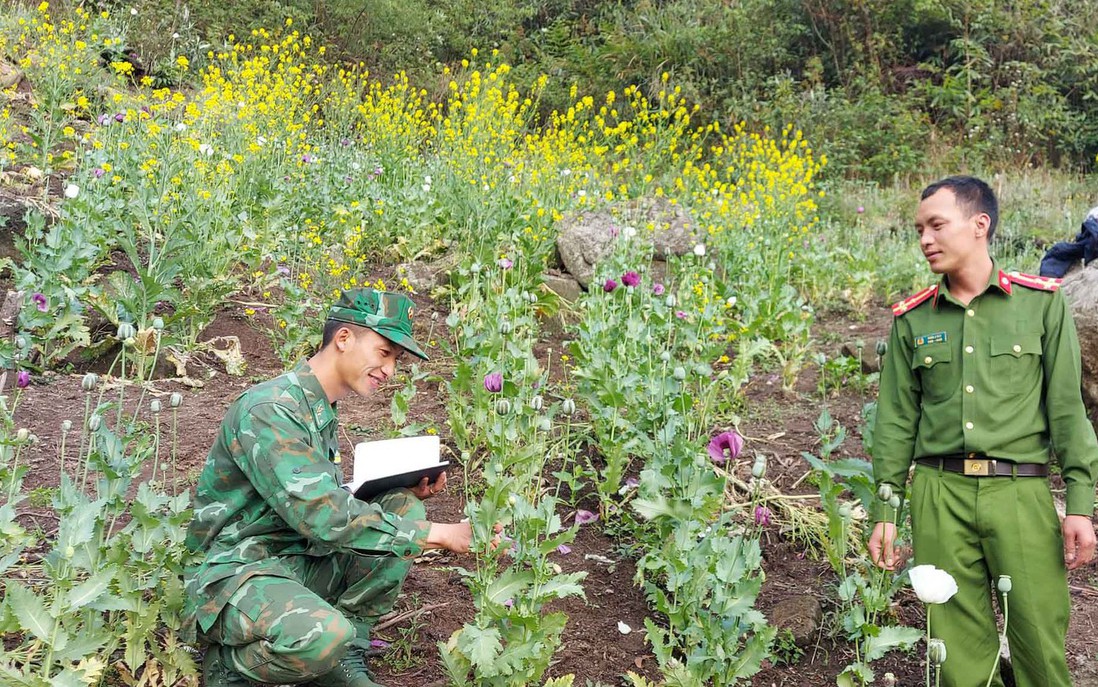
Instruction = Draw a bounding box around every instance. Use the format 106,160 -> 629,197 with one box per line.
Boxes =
199,489 -> 425,683
909,465 -> 1071,687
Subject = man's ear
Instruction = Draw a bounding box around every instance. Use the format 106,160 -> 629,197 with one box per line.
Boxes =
973,212 -> 992,239
334,325 -> 353,352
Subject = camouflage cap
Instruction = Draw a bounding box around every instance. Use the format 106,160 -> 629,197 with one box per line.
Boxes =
327,288 -> 429,360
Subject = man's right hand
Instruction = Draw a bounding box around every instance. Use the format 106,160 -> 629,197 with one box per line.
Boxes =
868,521 -> 898,570
425,522 -> 503,554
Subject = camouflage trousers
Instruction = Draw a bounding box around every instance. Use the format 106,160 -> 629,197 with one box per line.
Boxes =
199,489 -> 425,684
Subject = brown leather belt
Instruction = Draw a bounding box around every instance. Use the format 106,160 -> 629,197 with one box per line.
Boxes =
916,455 -> 1049,477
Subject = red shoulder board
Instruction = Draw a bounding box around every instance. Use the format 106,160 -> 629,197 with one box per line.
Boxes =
1008,272 -> 1061,292
891,285 -> 938,316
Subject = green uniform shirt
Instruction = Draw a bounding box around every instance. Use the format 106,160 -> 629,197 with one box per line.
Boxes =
873,265 -> 1098,521
183,361 -> 431,635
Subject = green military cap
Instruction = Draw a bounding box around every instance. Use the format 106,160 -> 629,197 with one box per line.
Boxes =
327,288 -> 429,360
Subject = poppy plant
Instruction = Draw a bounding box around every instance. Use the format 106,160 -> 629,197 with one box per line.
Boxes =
484,372 -> 503,393
621,271 -> 640,287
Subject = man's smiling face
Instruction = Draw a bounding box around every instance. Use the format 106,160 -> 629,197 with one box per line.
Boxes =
915,187 -> 989,275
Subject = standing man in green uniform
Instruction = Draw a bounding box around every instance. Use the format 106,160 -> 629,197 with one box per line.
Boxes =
185,288 -> 480,687
868,176 -> 1098,686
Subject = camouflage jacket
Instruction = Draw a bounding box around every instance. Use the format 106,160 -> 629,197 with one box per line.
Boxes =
182,360 -> 431,636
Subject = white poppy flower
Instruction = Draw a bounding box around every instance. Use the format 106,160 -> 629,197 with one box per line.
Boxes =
63,184 -> 79,199
198,143 -> 213,156
693,243 -> 706,257
908,565 -> 958,604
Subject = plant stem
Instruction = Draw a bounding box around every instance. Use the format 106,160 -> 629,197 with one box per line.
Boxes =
925,605 -> 932,687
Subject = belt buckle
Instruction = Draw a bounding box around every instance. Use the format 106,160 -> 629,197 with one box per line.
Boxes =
963,458 -> 995,476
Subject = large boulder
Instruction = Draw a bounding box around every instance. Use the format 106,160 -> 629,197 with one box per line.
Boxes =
1062,264 -> 1098,416
555,198 -> 698,289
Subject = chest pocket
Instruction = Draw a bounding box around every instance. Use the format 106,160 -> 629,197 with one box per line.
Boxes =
989,334 -> 1043,389
911,342 -> 954,402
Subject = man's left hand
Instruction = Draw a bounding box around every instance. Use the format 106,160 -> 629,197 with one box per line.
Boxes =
1062,514 -> 1097,570
412,471 -> 447,500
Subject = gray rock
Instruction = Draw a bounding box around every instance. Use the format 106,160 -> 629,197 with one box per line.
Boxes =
1062,265 -> 1098,415
767,595 -> 822,646
555,198 -> 698,288
543,272 -> 582,302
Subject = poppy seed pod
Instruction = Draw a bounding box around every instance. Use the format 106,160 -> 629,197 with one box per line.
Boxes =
152,317 -> 165,330
88,416 -> 101,431
751,455 -> 767,479
659,351 -> 671,363
500,321 -> 512,335
530,395 -> 543,411
170,392 -> 183,408
997,575 -> 1012,594
888,494 -> 901,510
876,340 -> 888,357
672,366 -> 687,381
495,399 -> 512,415
927,639 -> 947,666
117,322 -> 136,340
877,484 -> 893,502
536,417 -> 552,432
561,398 -> 576,415
837,503 -> 852,519
14,335 -> 26,349
150,399 -> 162,414
82,373 -> 99,391
16,428 -> 29,442
61,420 -> 72,433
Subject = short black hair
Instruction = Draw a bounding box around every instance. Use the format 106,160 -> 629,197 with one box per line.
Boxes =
321,319 -> 368,349
921,175 -> 999,241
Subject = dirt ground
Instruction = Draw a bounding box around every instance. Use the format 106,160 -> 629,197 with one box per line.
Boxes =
9,293 -> 1098,687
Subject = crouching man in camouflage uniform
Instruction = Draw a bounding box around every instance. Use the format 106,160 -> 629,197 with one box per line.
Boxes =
184,289 -> 479,687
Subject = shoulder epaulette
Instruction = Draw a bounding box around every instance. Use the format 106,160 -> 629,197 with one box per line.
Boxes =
1008,271 -> 1061,292
891,285 -> 938,316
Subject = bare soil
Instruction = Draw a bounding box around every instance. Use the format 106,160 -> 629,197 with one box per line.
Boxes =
8,294 -> 1098,687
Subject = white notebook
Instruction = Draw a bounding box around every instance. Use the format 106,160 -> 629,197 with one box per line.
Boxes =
344,435 -> 449,501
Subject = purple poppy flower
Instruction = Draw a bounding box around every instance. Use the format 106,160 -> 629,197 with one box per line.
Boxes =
344,175 -> 353,183
369,639 -> 390,649
276,265 -> 291,275
503,598 -> 514,608
341,138 -> 352,147
557,544 -> 572,555
96,113 -> 111,126
857,206 -> 865,214
707,430 -> 744,463
603,279 -> 618,293
498,258 -> 513,270
621,271 -> 640,287
114,113 -> 125,123
16,370 -> 30,388
754,505 -> 772,526
652,283 -> 665,296
484,372 -> 503,393
609,226 -> 620,238
625,476 -> 640,489
31,293 -> 47,312
675,310 -> 687,319
93,168 -> 105,178
302,154 -> 314,164
575,509 -> 599,525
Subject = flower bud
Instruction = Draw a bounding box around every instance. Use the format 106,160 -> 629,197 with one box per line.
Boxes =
837,503 -> 852,519
117,322 -> 136,340
123,337 -> 136,348
561,398 -> 576,415
876,340 -> 888,357
888,494 -> 901,510
877,484 -> 893,502
152,317 -> 165,330
82,373 -> 99,391
508,494 -> 517,506
672,366 -> 686,381
61,420 -> 72,432
530,395 -> 543,411
495,398 -> 512,415
665,294 -> 677,308
997,575 -> 1012,594
14,335 -> 26,349
150,399 -> 162,414
536,417 -> 552,432
694,363 -> 713,377
16,428 -> 29,442
751,455 -> 767,479
927,638 -> 947,666
28,434 -> 38,445
170,392 -> 183,408
88,416 -> 101,431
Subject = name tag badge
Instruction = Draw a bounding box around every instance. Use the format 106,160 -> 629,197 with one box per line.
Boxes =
915,332 -> 948,347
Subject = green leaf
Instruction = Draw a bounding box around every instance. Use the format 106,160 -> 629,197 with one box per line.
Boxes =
6,582 -> 54,643
863,625 -> 923,662
482,569 -> 534,605
63,570 -> 114,611
534,572 -> 587,601
456,624 -> 502,671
